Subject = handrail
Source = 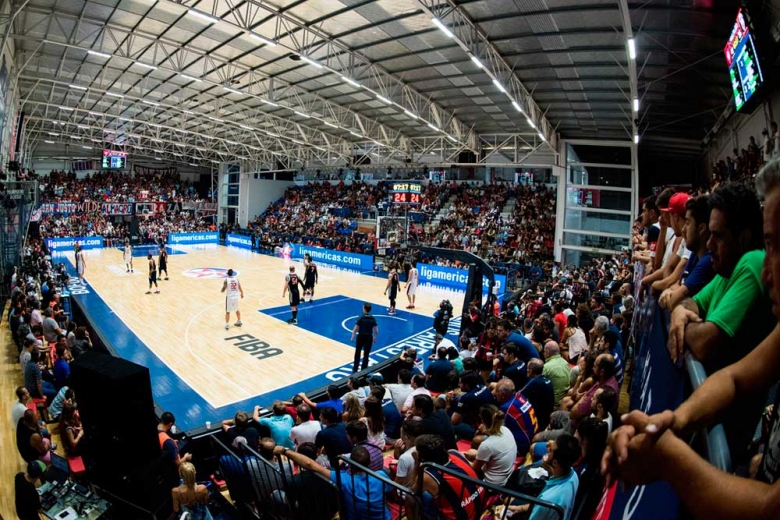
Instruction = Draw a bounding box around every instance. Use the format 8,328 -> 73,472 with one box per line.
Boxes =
418,461 -> 565,520
684,351 -> 733,472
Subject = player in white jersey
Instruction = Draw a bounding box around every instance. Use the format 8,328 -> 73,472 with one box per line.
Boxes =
221,268 -> 244,330
405,261 -> 419,309
123,240 -> 134,273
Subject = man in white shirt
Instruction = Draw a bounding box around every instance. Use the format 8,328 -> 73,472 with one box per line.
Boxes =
402,374 -> 431,416
393,418 -> 424,488
589,386 -> 617,436
289,404 -> 322,446
384,369 -> 413,412
11,387 -> 31,426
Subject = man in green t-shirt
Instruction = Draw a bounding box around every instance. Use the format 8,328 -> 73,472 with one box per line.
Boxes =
542,341 -> 570,407
669,182 -> 773,372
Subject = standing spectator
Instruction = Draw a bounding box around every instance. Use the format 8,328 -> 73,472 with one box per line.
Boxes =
15,461 -> 44,520
53,343 -> 71,390
542,342 -> 571,408
41,308 -> 63,344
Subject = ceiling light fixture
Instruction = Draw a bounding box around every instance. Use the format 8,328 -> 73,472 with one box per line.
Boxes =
70,84 -> 87,91
427,123 -> 439,132
208,116 -> 224,122
187,9 -> 219,24
239,124 -> 252,130
538,132 -> 546,141
78,125 -> 89,129
431,17 -> 454,38
59,106 -> 74,111
492,78 -> 507,93
300,56 -> 324,69
261,99 -> 279,107
89,111 -> 101,116
512,101 -> 524,113
142,100 -> 159,106
526,117 -> 536,129
376,94 -> 392,105
223,87 -> 242,95
627,38 -> 636,60
134,62 -> 157,70
106,91 -> 124,98
634,133 -> 640,144
294,111 -> 310,118
87,50 -> 111,59
470,55 -> 484,69
633,98 -> 640,112
403,109 -> 418,119
350,131 -> 362,138
340,76 -> 361,88
447,135 -> 457,142
45,140 -> 55,144
180,74 -> 203,83
324,121 -> 338,128
71,136 -> 81,139
82,145 -> 92,149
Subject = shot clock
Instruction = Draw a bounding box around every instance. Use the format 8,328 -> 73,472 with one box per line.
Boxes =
391,182 -> 422,204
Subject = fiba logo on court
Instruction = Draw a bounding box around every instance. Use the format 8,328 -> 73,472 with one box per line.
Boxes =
182,268 -> 239,279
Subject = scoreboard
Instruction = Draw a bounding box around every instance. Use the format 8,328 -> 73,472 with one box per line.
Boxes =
391,182 -> 422,204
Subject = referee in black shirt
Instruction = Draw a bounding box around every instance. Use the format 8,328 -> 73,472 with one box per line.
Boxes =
350,303 -> 378,373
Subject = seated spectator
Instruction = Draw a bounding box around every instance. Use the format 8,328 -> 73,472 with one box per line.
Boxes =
290,404 -> 322,446
172,462 -> 212,520
522,359 -> 555,431
590,386 -> 617,435
16,409 -> 52,464
341,377 -> 368,405
70,326 -> 92,359
402,374 -> 431,416
542,341 -> 570,407
466,404 -> 517,486
277,444 -> 391,520
500,343 -> 528,391
48,386 -> 73,422
506,434 -> 581,520
426,346 -> 454,393
452,371 -> 495,441
412,434 -> 486,520
342,393 -> 365,423
384,369 -> 412,412
413,394 -> 457,450
223,411 -> 260,450
497,319 -> 541,362
24,350 -> 56,400
282,443 -> 340,520
345,420 -> 384,471
246,437 -> 292,499
60,403 -> 84,457
493,379 -> 537,459
299,385 -> 343,414
257,401 -> 294,450
315,406 -> 352,467
15,461 -> 44,520
393,418 -> 425,488
361,396 -> 387,450
218,437 -> 256,505
12,386 -> 31,426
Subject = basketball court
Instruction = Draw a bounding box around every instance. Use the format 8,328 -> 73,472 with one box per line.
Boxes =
56,244 -> 464,431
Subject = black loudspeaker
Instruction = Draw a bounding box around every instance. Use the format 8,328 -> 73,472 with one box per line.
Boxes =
70,352 -> 161,499
129,216 -> 140,244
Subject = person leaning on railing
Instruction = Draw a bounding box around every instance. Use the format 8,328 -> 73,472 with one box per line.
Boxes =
601,159 -> 780,520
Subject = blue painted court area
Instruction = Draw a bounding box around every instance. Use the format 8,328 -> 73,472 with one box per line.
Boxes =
259,295 -> 435,348
115,244 -> 187,256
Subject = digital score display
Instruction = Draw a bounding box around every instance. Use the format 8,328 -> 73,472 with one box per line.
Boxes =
725,9 -> 765,112
102,149 -> 127,169
391,182 -> 422,205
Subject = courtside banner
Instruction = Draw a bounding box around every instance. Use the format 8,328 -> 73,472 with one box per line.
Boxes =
226,233 -> 252,250
291,244 -> 373,270
46,236 -> 104,252
168,232 -> 219,245
419,264 -> 507,293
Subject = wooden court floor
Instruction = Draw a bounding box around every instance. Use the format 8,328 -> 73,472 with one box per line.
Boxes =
61,245 -> 460,428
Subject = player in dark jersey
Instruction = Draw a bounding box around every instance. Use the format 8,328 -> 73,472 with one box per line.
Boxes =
158,244 -> 169,280
282,266 -> 303,324
146,254 -> 159,294
303,254 -> 318,302
384,268 -> 400,315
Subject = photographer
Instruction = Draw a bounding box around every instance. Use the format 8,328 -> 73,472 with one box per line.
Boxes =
433,300 -> 453,336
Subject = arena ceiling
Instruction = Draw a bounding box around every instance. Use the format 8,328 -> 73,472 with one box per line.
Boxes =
10,0 -> 738,168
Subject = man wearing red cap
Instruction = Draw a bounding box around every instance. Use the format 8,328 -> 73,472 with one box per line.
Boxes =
642,191 -> 691,293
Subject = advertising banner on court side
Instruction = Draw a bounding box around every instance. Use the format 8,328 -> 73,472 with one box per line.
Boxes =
45,236 -> 104,252
291,244 -> 373,270
226,233 -> 252,250
168,232 -> 219,245
418,264 -> 507,294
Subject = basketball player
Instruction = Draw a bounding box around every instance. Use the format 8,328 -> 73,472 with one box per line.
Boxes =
384,268 -> 400,315
405,261 -> 419,309
282,266 -> 303,324
75,244 -> 86,283
303,253 -> 318,302
146,253 -> 159,294
221,268 -> 244,330
158,244 -> 169,280
123,240 -> 134,273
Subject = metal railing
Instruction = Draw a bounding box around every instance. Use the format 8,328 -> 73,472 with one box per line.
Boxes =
335,455 -> 418,520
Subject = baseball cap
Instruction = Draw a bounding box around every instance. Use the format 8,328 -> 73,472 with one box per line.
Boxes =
660,192 -> 690,217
